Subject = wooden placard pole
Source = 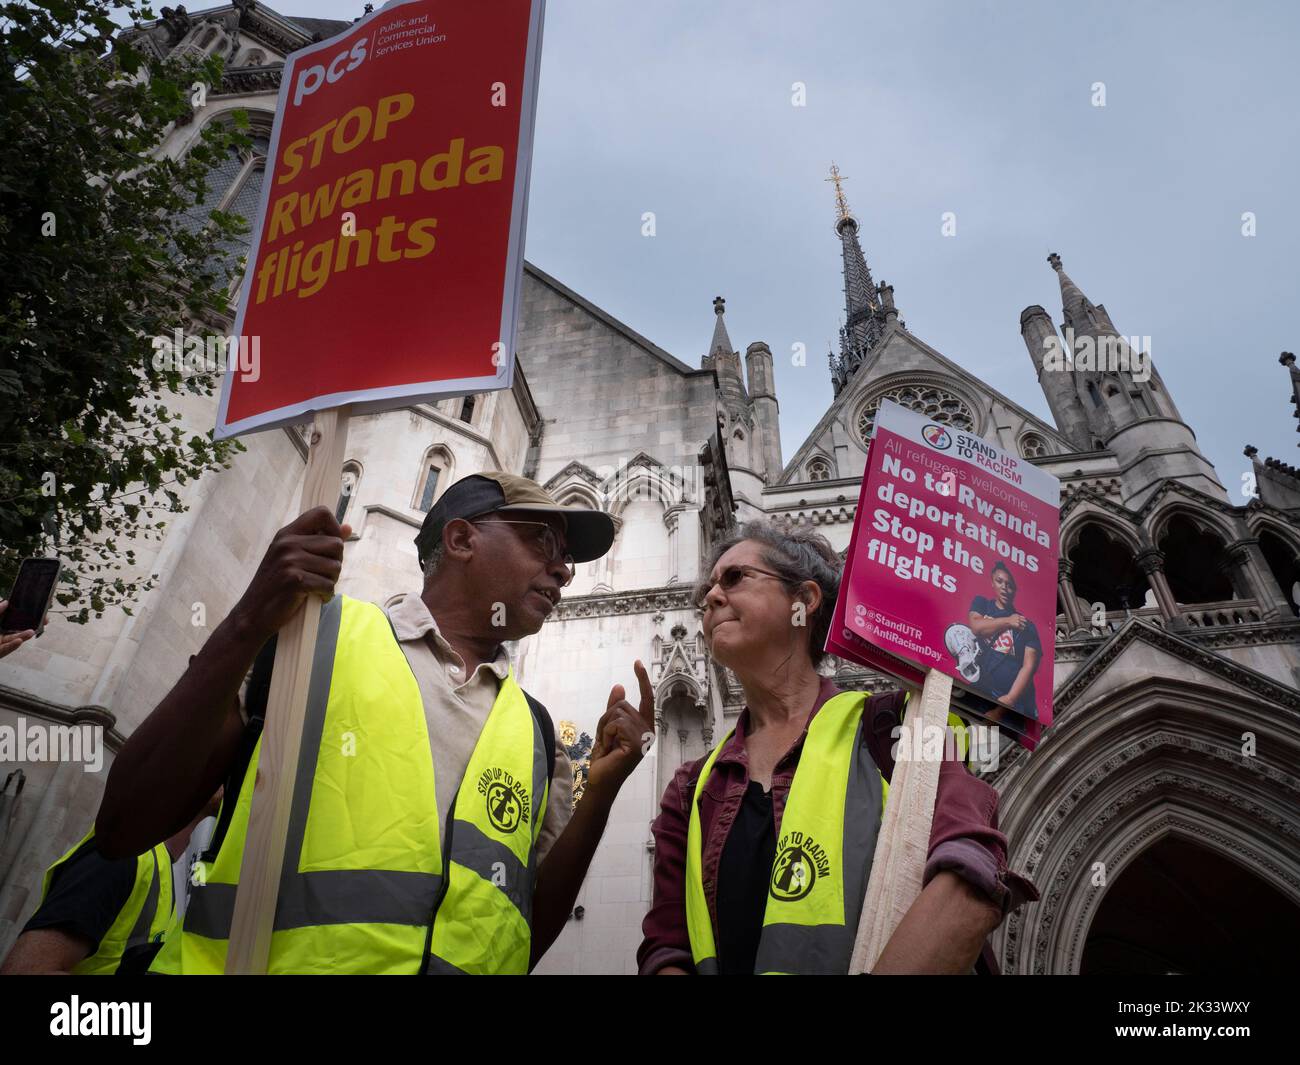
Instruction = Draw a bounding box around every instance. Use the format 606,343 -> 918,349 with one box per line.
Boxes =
225,406 -> 351,974
849,667 -> 953,974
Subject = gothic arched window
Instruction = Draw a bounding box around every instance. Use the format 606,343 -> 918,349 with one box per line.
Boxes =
1258,529 -> 1300,617
1068,523 -> 1149,612
1158,515 -> 1235,604
179,130 -> 271,278
414,447 -> 453,513
856,385 -> 974,446
1020,433 -> 1047,459
416,462 -> 441,512
336,462 -> 361,524
459,395 -> 476,424
807,458 -> 831,481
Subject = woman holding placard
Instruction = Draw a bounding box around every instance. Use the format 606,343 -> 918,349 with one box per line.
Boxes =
637,519 -> 1036,975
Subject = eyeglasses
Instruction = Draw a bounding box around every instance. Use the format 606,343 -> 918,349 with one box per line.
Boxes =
471,519 -> 575,586
693,564 -> 787,610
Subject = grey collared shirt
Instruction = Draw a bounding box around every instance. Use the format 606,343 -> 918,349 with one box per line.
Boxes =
384,592 -> 573,864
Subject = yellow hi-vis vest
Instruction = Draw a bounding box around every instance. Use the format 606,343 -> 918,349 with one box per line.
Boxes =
685,691 -> 888,975
150,593 -> 549,975
39,828 -> 173,975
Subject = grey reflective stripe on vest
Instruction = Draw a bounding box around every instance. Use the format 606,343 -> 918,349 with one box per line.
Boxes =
185,869 -> 444,936
446,822 -> 533,924
425,955 -> 471,975
185,595 -> 443,941
752,713 -> 883,975
525,711 -> 548,895
695,958 -> 719,975
123,848 -> 160,953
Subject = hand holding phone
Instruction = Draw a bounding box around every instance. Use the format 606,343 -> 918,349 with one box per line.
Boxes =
0,605 -> 37,659
1,558 -> 61,657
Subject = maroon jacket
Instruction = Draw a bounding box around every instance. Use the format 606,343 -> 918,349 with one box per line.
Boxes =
637,678 -> 1038,975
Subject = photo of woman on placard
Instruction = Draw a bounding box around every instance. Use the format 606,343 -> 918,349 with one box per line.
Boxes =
967,561 -> 1041,719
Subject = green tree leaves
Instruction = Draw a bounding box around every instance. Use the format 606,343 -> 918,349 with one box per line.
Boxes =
1,1 -> 254,621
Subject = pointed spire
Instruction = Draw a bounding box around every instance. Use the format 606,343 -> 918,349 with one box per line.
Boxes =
709,295 -> 734,358
1048,252 -> 1091,332
1280,351 -> 1299,445
825,165 -> 886,386
826,163 -> 853,224
703,296 -> 746,399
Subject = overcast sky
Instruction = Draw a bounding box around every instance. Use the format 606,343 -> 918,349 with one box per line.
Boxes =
257,1 -> 1300,490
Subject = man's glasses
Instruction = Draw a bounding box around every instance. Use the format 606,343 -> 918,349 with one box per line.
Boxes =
693,564 -> 787,610
471,519 -> 576,586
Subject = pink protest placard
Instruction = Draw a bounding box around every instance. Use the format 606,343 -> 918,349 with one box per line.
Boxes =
828,400 -> 1061,747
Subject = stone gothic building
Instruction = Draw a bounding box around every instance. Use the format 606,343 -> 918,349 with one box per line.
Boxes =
2,3 -> 1298,974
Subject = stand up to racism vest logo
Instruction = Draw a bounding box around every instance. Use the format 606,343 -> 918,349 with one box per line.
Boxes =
478,766 -> 529,832
769,830 -> 831,902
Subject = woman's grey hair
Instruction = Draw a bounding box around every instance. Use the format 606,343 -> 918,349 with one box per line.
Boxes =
696,518 -> 842,666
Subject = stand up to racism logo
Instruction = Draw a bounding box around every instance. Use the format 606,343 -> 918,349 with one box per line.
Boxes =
922,424 -> 952,450
478,766 -> 530,833
769,830 -> 830,902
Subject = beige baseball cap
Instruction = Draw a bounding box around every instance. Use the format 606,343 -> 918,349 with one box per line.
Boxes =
414,471 -> 615,566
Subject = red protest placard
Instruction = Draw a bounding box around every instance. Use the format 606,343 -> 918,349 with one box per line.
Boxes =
827,400 -> 1061,749
215,0 -> 544,439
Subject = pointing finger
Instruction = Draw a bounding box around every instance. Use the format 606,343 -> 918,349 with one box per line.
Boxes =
634,660 -> 655,723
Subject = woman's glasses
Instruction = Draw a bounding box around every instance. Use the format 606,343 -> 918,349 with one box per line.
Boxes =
471,519 -> 576,586
693,564 -> 786,610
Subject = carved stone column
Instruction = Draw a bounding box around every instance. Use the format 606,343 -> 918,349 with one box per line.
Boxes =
1224,537 -> 1290,621
590,515 -> 620,593
1135,547 -> 1185,631
663,505 -> 682,585
1056,557 -> 1088,634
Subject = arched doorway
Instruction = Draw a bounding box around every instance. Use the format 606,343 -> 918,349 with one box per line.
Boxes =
656,681 -> 709,797
1081,836 -> 1300,973
989,660 -> 1300,974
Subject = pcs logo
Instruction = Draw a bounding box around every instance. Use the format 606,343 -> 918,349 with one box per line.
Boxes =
293,37 -> 369,107
922,424 -> 952,450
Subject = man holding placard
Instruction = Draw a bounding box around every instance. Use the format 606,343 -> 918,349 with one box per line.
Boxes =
99,0 -> 577,973
98,472 -> 655,974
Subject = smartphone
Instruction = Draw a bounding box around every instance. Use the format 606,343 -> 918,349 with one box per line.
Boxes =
2,558 -> 61,635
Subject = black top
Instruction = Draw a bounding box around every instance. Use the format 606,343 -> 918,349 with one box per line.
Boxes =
716,779 -> 777,975
969,594 -> 1041,717
22,836 -> 163,972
